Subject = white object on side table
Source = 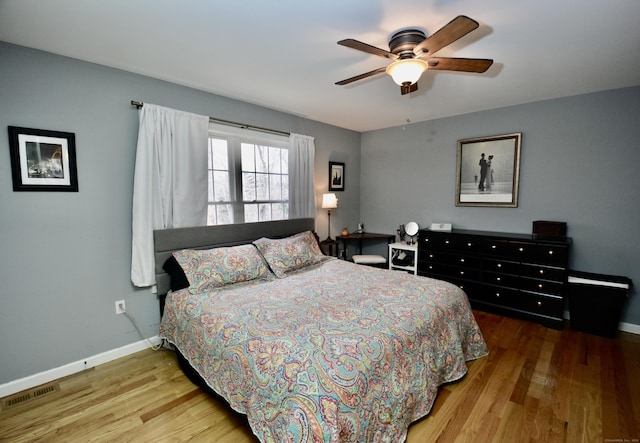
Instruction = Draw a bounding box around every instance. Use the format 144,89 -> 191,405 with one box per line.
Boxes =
388,242 -> 418,275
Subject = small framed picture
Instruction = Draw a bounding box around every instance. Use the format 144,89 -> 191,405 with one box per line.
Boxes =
8,126 -> 78,192
455,133 -> 521,207
329,161 -> 345,191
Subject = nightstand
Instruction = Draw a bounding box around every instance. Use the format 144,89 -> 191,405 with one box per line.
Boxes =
389,242 -> 418,274
319,239 -> 339,257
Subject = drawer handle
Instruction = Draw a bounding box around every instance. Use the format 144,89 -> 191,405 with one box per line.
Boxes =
429,265 -> 433,270
445,240 -> 450,244
519,247 -> 524,252
429,254 -> 434,259
539,269 -> 544,275
538,283 -> 544,289
460,258 -> 465,263
495,292 -> 500,298
548,250 -> 554,255
537,301 -> 542,306
467,242 -> 472,247
460,271 -> 465,275
497,263 -> 502,268
496,277 -> 501,281
492,245 -> 497,249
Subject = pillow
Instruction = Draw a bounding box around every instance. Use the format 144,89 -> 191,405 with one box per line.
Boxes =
253,230 -> 330,278
162,255 -> 190,291
172,244 -> 271,293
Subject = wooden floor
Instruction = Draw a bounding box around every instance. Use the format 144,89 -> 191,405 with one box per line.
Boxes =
1,311 -> 639,442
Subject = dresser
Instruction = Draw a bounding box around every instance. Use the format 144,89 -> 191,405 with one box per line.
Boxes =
418,228 -> 571,329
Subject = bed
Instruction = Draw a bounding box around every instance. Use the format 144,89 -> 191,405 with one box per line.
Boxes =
155,218 -> 488,443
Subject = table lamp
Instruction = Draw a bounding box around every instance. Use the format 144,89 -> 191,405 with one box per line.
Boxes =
321,193 -> 338,241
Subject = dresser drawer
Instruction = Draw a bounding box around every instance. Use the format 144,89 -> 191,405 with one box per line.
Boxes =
483,238 -> 512,257
472,286 -> 519,307
451,234 -> 482,252
420,250 -> 455,264
421,232 -> 482,253
455,255 -> 482,268
482,272 -> 521,288
473,287 -> 562,319
515,243 -> 568,266
421,233 -> 456,250
421,251 -> 481,268
519,278 -> 565,296
421,262 -> 481,280
482,240 -> 568,267
453,267 -> 481,280
520,264 -> 566,282
531,244 -> 568,267
483,258 -> 519,275
516,293 -> 563,319
452,279 -> 483,296
419,262 -> 453,276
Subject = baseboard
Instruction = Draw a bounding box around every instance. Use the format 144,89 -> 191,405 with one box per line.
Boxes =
563,310 -> 640,335
618,321 -> 640,335
0,336 -> 162,399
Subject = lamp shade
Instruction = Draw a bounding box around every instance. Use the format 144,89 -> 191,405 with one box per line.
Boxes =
321,193 -> 338,209
386,59 -> 428,86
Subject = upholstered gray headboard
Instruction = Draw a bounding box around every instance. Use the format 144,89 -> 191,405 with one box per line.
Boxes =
153,218 -> 316,298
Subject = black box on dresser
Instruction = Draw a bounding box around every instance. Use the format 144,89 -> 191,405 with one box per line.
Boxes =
532,220 -> 567,238
418,228 -> 571,329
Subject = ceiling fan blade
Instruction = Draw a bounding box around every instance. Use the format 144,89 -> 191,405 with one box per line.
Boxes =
413,15 -> 479,57
426,57 -> 493,73
335,67 -> 387,85
338,39 -> 398,60
401,82 -> 419,95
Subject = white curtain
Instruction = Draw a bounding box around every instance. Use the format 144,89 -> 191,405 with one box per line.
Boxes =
131,104 -> 209,287
288,133 -> 316,219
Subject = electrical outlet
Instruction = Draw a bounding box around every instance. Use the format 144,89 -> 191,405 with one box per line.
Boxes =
115,300 -> 126,314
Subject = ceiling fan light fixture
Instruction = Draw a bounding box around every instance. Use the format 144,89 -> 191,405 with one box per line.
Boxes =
386,59 -> 428,86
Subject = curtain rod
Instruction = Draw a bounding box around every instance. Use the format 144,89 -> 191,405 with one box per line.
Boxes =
130,100 -> 290,137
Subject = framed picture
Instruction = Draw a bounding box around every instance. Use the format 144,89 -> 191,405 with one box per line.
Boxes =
456,133 -> 521,207
8,126 -> 78,192
329,161 -> 345,191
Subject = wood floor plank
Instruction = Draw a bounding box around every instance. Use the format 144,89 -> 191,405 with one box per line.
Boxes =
622,339 -> 640,436
139,388 -> 203,423
1,311 -> 639,442
430,348 -> 502,441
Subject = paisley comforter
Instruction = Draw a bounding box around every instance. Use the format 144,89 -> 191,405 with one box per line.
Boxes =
159,258 -> 488,442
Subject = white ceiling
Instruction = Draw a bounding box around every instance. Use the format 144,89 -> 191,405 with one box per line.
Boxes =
1,0 -> 639,132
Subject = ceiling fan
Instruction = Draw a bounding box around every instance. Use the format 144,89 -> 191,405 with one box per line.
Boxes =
335,15 -> 493,95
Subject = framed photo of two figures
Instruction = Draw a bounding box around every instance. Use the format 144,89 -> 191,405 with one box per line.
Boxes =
455,133 -> 521,207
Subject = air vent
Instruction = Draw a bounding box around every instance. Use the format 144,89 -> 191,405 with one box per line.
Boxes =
1,382 -> 59,409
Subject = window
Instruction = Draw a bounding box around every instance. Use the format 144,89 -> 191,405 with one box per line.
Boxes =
240,142 -> 289,222
207,125 -> 289,225
207,137 -> 233,225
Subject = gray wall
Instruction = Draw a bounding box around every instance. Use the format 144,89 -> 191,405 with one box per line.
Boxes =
360,86 -> 640,326
0,42 -> 360,383
2,39 -> 638,385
